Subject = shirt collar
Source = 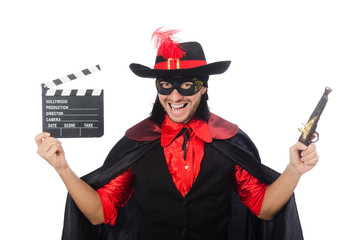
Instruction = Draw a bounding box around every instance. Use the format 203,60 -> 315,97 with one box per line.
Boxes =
161,114 -> 212,146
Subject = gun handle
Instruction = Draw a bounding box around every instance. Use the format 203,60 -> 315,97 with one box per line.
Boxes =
298,132 -> 319,158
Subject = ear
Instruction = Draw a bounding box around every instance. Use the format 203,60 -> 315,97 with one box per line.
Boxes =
201,87 -> 207,95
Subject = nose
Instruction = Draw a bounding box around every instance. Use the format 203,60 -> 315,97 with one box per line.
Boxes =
168,88 -> 183,101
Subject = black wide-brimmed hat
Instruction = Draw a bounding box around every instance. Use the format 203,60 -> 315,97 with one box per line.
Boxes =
129,29 -> 231,78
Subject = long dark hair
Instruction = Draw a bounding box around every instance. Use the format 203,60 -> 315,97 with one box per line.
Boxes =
149,90 -> 210,126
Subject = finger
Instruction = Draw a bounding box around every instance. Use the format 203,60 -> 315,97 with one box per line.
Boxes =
301,144 -> 316,157
301,150 -> 318,162
292,142 -> 308,152
41,143 -> 63,160
303,154 -> 319,166
301,144 -> 318,163
38,138 -> 62,157
311,132 -> 319,141
35,132 -> 51,146
42,136 -> 61,144
47,143 -> 64,157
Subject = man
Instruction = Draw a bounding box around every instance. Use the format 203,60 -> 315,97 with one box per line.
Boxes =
35,28 -> 318,239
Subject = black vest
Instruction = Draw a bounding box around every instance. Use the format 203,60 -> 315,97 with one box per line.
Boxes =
132,143 -> 235,240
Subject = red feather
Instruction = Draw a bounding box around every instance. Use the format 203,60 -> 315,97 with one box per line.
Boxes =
151,27 -> 185,59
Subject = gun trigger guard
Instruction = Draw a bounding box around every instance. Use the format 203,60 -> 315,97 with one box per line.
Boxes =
311,132 -> 319,143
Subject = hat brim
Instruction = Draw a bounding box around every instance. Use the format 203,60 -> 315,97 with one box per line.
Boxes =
129,61 -> 231,78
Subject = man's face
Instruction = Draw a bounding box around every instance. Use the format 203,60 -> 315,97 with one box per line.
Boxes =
157,78 -> 207,124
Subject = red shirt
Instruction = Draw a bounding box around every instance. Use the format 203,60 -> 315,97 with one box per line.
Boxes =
97,116 -> 267,225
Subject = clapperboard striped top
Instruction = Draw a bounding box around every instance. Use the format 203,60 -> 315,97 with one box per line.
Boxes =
41,64 -> 104,138
44,88 -> 103,96
42,65 -> 102,96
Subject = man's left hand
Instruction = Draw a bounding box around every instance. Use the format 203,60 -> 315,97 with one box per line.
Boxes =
289,142 -> 319,176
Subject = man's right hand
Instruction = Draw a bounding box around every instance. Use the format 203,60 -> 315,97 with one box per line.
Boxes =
35,132 -> 68,172
34,132 -> 104,225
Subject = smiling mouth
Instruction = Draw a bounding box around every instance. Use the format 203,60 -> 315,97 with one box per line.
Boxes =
170,103 -> 187,112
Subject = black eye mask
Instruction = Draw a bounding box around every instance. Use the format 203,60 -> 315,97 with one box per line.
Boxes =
155,77 -> 205,96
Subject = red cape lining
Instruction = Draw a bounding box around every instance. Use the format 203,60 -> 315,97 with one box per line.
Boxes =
125,113 -> 238,141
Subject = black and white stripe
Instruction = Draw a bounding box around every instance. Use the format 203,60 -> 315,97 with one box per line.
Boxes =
45,89 -> 103,96
42,65 -> 101,89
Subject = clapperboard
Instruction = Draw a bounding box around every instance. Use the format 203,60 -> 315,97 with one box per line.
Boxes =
41,65 -> 104,138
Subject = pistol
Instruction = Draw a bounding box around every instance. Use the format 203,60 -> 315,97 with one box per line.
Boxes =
298,86 -> 333,146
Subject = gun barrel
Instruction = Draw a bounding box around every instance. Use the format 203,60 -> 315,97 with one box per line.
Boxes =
309,86 -> 332,120
324,86 -> 333,96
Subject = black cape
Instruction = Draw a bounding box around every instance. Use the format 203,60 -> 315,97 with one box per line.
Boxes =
61,117 -> 303,240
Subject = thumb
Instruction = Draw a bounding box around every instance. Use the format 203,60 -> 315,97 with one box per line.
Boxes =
295,142 -> 307,151
290,142 -> 307,158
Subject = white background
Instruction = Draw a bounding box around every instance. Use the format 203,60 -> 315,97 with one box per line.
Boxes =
1,0 -> 361,239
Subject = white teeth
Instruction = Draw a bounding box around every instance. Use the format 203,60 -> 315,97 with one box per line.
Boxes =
170,103 -> 186,112
171,104 -> 185,108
